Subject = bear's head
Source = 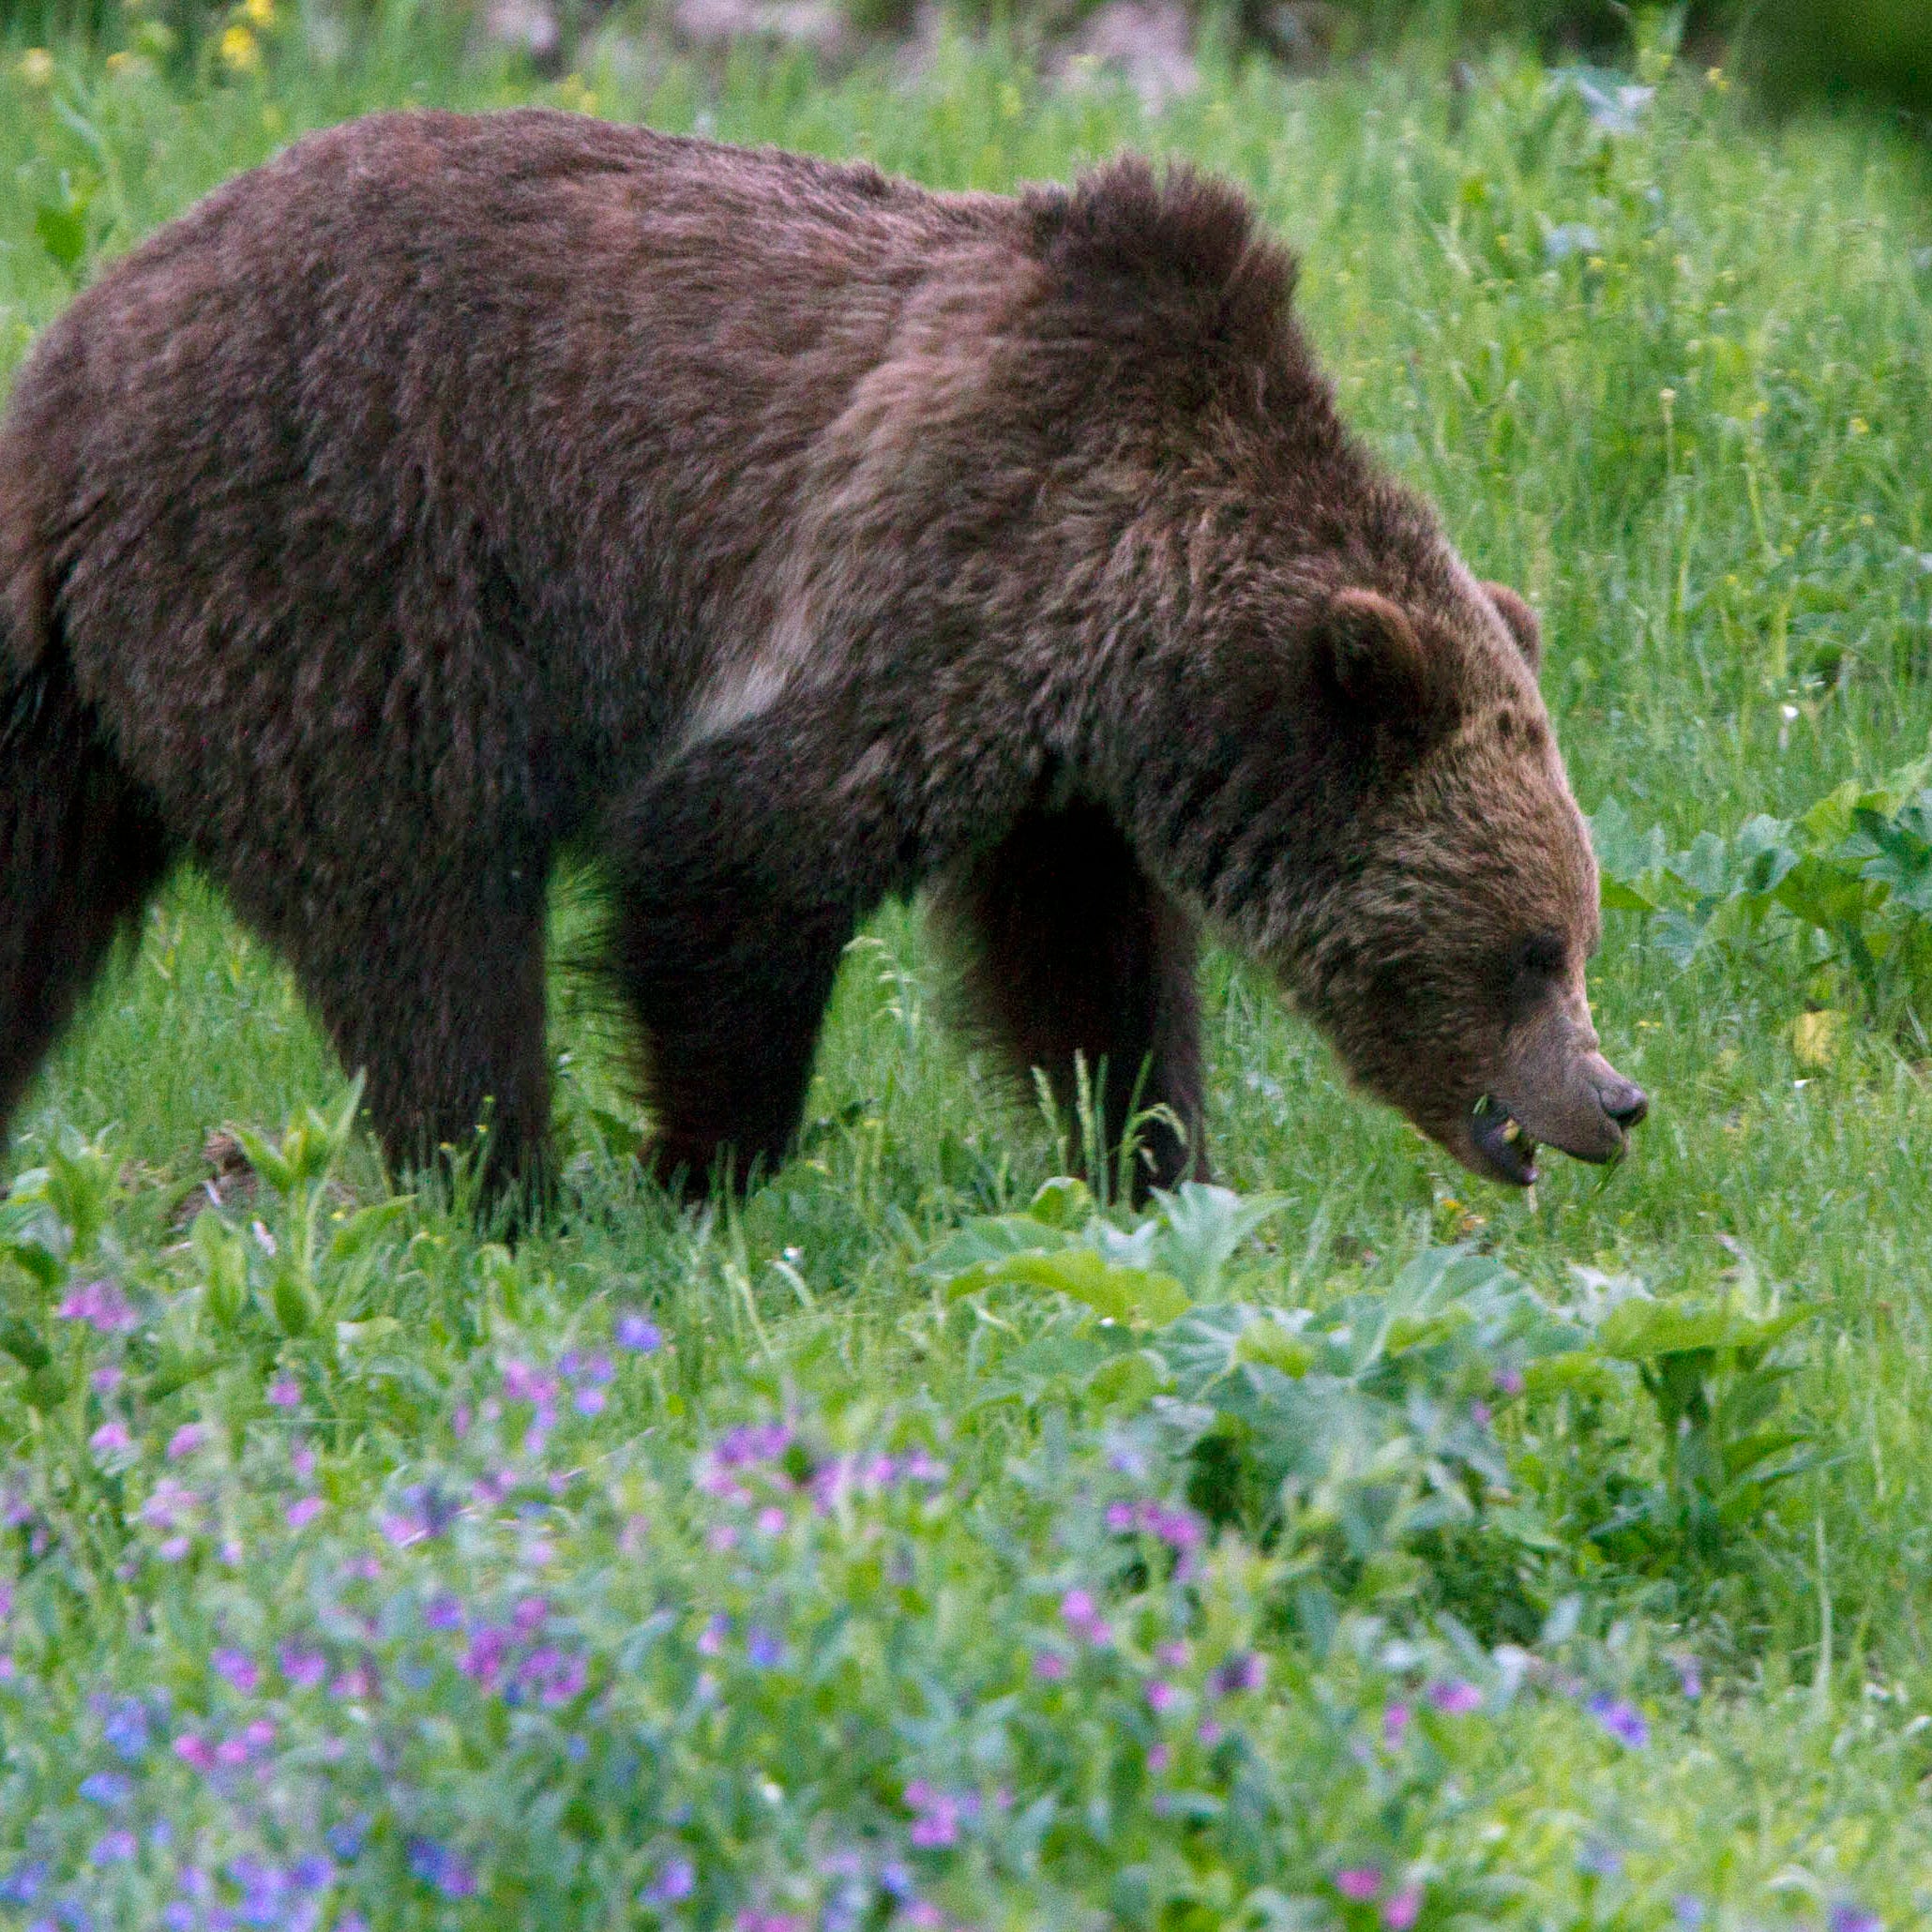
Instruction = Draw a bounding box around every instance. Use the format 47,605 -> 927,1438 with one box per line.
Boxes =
1030,154 -> 1646,1185
1268,576 -> 1647,1187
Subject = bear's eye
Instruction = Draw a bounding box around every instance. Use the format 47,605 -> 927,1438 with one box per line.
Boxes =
1512,932 -> 1566,980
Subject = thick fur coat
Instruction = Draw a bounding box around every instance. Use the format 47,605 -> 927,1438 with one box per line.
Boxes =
0,112 -> 1644,1199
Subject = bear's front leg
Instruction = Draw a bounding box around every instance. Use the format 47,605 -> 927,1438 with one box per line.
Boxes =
599,732 -> 878,1196
932,799 -> 1207,1204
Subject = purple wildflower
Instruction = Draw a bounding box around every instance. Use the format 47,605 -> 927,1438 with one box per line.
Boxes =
89,1831 -> 137,1866
1382,1701 -> 1411,1748
1828,1908 -> 1881,1932
267,1377 -> 301,1409
88,1421 -> 131,1456
279,1643 -> 327,1689
1586,1693 -> 1649,1749
1381,1884 -> 1423,1930
1426,1680 -> 1482,1716
1033,1652 -> 1068,1683
1146,1679 -> 1178,1713
167,1424 -> 208,1460
286,1497 -> 325,1531
1336,1867 -> 1382,1902
1577,1839 -> 1623,1879
1210,1653 -> 1265,1697
173,1734 -> 215,1773
405,1839 -> 476,1899
78,1773 -> 131,1807
1671,1897 -> 1706,1929
616,1313 -> 662,1352
1492,1364 -> 1527,1396
746,1627 -> 784,1669
212,1648 -> 260,1695
644,1856 -> 697,1904
56,1280 -> 137,1334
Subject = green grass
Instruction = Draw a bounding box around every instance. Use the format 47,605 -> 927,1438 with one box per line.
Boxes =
4,19 -> 1932,1930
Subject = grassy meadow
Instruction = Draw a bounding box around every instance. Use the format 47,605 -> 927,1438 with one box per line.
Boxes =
5,15 -> 1932,1928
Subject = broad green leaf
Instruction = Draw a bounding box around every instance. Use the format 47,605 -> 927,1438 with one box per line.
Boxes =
980,1248 -> 1189,1327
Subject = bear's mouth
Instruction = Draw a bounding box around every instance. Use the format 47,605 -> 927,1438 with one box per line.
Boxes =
1470,1095 -> 1538,1186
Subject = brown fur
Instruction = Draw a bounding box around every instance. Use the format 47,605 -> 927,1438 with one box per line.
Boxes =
0,112 -> 1641,1202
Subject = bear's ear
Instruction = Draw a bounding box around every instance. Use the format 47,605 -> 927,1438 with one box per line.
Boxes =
1312,587 -> 1446,739
1482,581 -> 1542,676
1026,157 -> 1296,366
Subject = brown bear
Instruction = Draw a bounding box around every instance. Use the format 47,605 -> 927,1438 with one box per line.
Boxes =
0,110 -> 1646,1204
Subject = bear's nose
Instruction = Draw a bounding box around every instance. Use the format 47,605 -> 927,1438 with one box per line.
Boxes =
1598,1076 -> 1648,1129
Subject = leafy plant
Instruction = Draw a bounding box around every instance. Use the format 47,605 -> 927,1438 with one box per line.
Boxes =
1590,759 -> 1932,1024
930,1182 -> 1820,1635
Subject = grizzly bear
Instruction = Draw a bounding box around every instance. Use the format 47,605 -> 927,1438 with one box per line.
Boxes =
0,110 -> 1646,1203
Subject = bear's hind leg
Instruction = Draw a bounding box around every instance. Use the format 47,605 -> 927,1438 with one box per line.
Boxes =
284,883 -> 554,1209
932,800 -> 1207,1203
0,648 -> 172,1158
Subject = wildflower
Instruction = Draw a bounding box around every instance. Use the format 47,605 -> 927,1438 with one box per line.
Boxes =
167,1424 -> 208,1460
219,23 -> 261,70
57,1280 -> 137,1333
243,0 -> 274,23
1381,1884 -> 1423,1930
904,1782 -> 974,1849
1426,1679 -> 1482,1716
1147,1742 -> 1171,1773
78,1772 -> 132,1807
279,1643 -> 327,1689
405,1838 -> 476,1899
1577,1838 -> 1623,1879
747,1627 -> 784,1669
1827,1907 -> 1881,1932
1674,1654 -> 1703,1699
1196,1717 -> 1224,1748
174,1734 -> 217,1773
287,1497 -> 325,1531
89,1421 -> 132,1456
18,48 -> 54,85
102,1702 -> 149,1762
1146,1679 -> 1178,1713
1210,1653 -> 1264,1697
1381,1701 -> 1411,1748
90,1830 -> 138,1865
616,1312 -> 662,1352
573,1384 -> 607,1416
424,1592 -> 463,1631
213,1648 -> 260,1695
1033,1651 -> 1068,1683
1671,1898 -> 1706,1929
293,1444 -> 316,1480
1336,1867 -> 1382,1903
267,1377 -> 300,1409
0,1859 -> 49,1904
757,1505 -> 786,1536
91,1366 -> 124,1395
643,1856 -> 697,1904
1060,1588 -> 1109,1643
1586,1693 -> 1649,1749
325,1817 -> 370,1863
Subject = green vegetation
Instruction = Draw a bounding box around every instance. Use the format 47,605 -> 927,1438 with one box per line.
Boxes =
4,23 -> 1932,1930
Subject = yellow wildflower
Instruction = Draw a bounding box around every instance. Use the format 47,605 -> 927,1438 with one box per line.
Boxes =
219,22 -> 260,69
18,47 -> 54,86
243,0 -> 276,30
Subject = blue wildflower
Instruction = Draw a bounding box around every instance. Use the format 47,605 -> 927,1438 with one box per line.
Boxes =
78,1772 -> 132,1807
1586,1693 -> 1649,1749
101,1700 -> 150,1762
